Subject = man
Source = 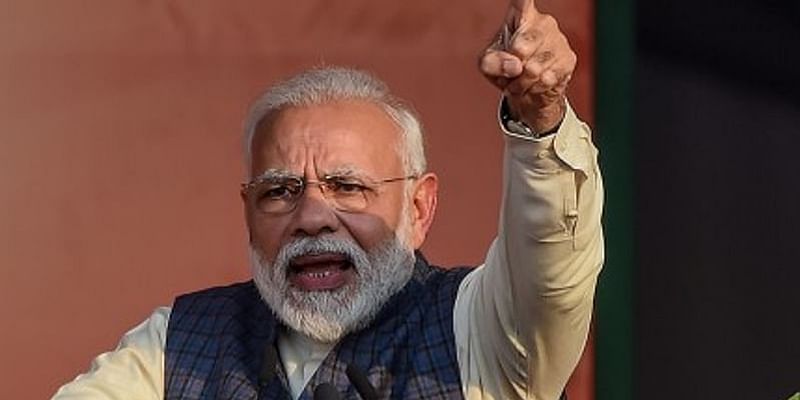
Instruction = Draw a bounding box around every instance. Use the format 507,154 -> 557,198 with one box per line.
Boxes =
53,0 -> 603,399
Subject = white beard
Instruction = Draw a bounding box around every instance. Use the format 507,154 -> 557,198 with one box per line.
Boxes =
250,234 -> 415,343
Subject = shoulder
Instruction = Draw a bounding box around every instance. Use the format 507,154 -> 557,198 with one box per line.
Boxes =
169,280 -> 266,330
403,257 -> 475,315
173,280 -> 258,308
415,264 -> 473,295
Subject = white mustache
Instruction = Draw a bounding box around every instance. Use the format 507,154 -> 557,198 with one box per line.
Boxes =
273,236 -> 369,276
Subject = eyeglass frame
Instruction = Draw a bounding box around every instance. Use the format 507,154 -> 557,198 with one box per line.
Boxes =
241,172 -> 418,215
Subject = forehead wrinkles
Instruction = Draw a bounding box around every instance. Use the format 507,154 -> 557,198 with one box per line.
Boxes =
249,104 -> 407,185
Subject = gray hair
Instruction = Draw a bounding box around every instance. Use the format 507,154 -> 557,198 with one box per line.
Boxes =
243,67 -> 427,177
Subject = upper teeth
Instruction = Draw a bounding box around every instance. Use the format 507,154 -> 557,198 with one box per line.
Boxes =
307,271 -> 333,278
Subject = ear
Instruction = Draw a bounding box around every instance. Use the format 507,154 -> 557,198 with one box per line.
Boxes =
408,172 -> 438,249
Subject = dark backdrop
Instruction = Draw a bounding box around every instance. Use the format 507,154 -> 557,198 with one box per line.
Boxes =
635,0 -> 800,398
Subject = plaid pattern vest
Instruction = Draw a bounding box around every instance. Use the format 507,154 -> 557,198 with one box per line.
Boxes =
165,256 -> 472,399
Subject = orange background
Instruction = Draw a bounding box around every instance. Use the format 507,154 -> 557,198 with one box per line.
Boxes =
0,1 -> 594,398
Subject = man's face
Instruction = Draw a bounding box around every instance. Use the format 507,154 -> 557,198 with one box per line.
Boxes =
247,100 -> 411,275
244,100 -> 421,341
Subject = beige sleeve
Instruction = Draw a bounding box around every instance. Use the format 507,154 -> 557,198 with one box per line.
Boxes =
454,103 -> 604,400
51,307 -> 170,400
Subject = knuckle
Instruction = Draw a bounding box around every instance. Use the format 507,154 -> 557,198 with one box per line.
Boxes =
524,59 -> 543,75
568,50 -> 578,68
513,30 -> 542,54
509,44 -> 524,57
518,29 -> 540,42
510,40 -> 532,57
541,14 -> 557,28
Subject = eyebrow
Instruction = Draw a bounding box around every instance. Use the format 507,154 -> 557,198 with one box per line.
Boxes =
253,169 -> 299,181
254,165 -> 373,181
324,165 -> 371,179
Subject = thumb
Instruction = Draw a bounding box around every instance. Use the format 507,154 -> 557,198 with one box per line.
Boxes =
480,50 -> 524,80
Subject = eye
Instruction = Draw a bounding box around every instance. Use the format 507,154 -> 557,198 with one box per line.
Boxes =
257,180 -> 302,201
326,179 -> 370,195
262,185 -> 291,199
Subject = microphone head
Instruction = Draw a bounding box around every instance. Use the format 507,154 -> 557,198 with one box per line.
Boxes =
345,364 -> 379,400
313,383 -> 343,400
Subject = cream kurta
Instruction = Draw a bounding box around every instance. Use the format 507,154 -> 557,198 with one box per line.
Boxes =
53,103 -> 603,400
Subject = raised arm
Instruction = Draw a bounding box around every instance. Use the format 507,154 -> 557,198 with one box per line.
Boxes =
455,1 -> 604,398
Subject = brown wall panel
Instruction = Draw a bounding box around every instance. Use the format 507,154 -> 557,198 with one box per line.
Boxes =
0,1 -> 594,397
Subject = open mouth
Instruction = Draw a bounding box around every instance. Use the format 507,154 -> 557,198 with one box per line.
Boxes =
288,252 -> 355,291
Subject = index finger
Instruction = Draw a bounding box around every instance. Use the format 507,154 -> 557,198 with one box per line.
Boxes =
505,0 -> 541,34
509,0 -> 539,15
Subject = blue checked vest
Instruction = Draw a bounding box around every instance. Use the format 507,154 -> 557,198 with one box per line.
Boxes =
165,256 -> 472,399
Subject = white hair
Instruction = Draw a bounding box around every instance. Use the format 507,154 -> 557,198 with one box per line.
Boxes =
243,67 -> 427,177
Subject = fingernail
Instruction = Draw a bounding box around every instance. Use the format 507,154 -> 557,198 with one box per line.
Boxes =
502,59 -> 518,77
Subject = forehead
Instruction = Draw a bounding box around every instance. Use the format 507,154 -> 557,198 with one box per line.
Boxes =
250,100 -> 404,177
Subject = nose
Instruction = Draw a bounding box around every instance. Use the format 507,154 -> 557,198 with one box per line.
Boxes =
289,184 -> 341,237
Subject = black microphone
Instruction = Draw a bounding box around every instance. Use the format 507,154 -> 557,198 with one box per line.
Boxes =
259,345 -> 278,386
345,364 -> 378,400
313,383 -> 342,400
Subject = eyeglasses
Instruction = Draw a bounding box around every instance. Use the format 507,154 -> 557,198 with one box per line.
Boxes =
241,174 -> 417,214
